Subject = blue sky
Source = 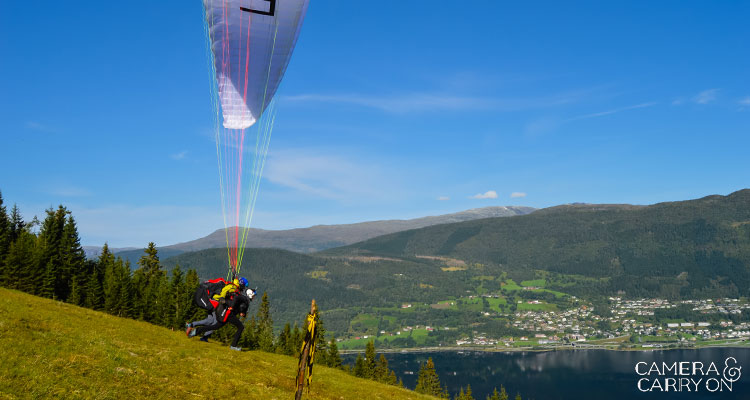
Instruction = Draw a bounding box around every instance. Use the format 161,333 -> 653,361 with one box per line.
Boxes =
1,1 -> 748,248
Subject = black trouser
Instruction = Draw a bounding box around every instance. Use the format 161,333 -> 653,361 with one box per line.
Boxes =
195,312 -> 244,347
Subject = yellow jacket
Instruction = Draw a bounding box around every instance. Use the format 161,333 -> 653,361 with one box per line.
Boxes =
212,280 -> 240,301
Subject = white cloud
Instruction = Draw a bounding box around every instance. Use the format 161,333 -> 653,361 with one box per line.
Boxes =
437,196 -> 450,201
470,190 -> 498,199
264,148 -> 399,202
568,102 -> 657,121
170,151 -> 188,160
282,87 -> 604,114
693,89 -> 719,104
510,192 -> 527,198
739,97 -> 750,108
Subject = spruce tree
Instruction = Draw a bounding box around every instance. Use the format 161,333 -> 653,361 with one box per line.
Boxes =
415,357 -> 443,396
8,204 -> 25,243
135,243 -> 165,323
37,207 -> 67,298
101,245 -> 120,314
277,323 -> 291,355
374,354 -> 389,382
2,230 -> 35,290
254,292 -> 274,352
0,191 -> 10,274
182,269 -> 200,323
456,387 -> 465,400
499,386 -> 508,400
364,340 -> 377,378
353,354 -> 366,378
61,214 -> 87,303
117,260 -> 134,318
514,393 -> 521,400
169,264 -> 185,329
465,384 -> 474,400
327,335 -> 342,369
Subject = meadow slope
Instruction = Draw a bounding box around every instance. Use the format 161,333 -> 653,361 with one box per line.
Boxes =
0,288 -> 430,400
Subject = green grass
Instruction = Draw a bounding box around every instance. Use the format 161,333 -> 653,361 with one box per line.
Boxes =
500,279 -> 522,291
520,279 -> 546,287
517,302 -> 558,311
486,297 -> 507,312
0,288 -> 429,400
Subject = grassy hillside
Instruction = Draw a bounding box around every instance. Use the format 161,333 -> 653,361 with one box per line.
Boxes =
331,190 -> 750,299
0,288 -> 429,400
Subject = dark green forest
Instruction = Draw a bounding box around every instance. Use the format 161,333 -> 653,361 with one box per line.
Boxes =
331,189 -> 750,299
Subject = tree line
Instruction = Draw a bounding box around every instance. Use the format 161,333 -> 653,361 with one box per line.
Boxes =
0,192 -> 522,399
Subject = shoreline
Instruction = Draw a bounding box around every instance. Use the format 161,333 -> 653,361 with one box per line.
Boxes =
339,342 -> 750,355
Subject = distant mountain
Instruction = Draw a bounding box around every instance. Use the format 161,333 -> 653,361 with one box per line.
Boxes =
112,206 -> 535,264
330,189 -> 750,299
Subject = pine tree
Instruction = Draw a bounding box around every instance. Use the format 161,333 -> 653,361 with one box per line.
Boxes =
374,354 -> 389,382
456,387 -> 465,400
277,323 -> 291,355
364,340 -> 376,378
291,322 -> 303,356
117,260 -> 134,318
169,264 -> 185,329
254,292 -> 274,352
327,335 -> 342,369
499,386 -> 509,400
135,243 -> 165,323
182,269 -> 200,323
37,207 -> 67,298
353,354 -> 366,378
487,387 -> 503,400
415,357 -> 443,396
61,214 -> 87,304
8,205 -> 25,243
101,245 -> 120,314
0,191 -> 10,275
2,230 -> 35,290
464,384 -> 474,400
514,393 -> 521,400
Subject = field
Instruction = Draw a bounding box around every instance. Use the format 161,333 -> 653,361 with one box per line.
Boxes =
0,288 -> 429,400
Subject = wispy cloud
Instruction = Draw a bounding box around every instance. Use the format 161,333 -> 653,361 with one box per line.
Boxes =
739,97 -> 750,109
282,87 -> 604,114
170,151 -> 188,160
693,89 -> 719,104
525,102 -> 656,136
510,192 -> 527,198
264,148 -> 399,202
470,190 -> 498,199
25,121 -> 56,133
437,196 -> 450,201
567,102 -> 657,121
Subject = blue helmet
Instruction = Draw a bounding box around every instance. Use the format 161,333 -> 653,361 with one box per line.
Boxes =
238,277 -> 249,288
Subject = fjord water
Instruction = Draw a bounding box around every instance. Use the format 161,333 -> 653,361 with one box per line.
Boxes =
346,348 -> 749,399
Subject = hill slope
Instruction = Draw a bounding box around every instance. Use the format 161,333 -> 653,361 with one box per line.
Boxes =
331,190 -> 750,298
113,206 -> 535,264
0,288 -> 428,400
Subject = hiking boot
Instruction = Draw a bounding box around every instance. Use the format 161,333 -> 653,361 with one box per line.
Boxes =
199,336 -> 209,342
230,346 -> 242,351
185,325 -> 193,337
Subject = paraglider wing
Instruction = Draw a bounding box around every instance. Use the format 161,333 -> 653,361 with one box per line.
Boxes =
204,0 -> 309,129
202,0 -> 309,276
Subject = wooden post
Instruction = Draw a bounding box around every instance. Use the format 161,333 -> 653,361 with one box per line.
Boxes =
295,299 -> 317,400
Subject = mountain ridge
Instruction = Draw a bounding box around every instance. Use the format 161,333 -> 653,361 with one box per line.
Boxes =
110,205 -> 535,262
